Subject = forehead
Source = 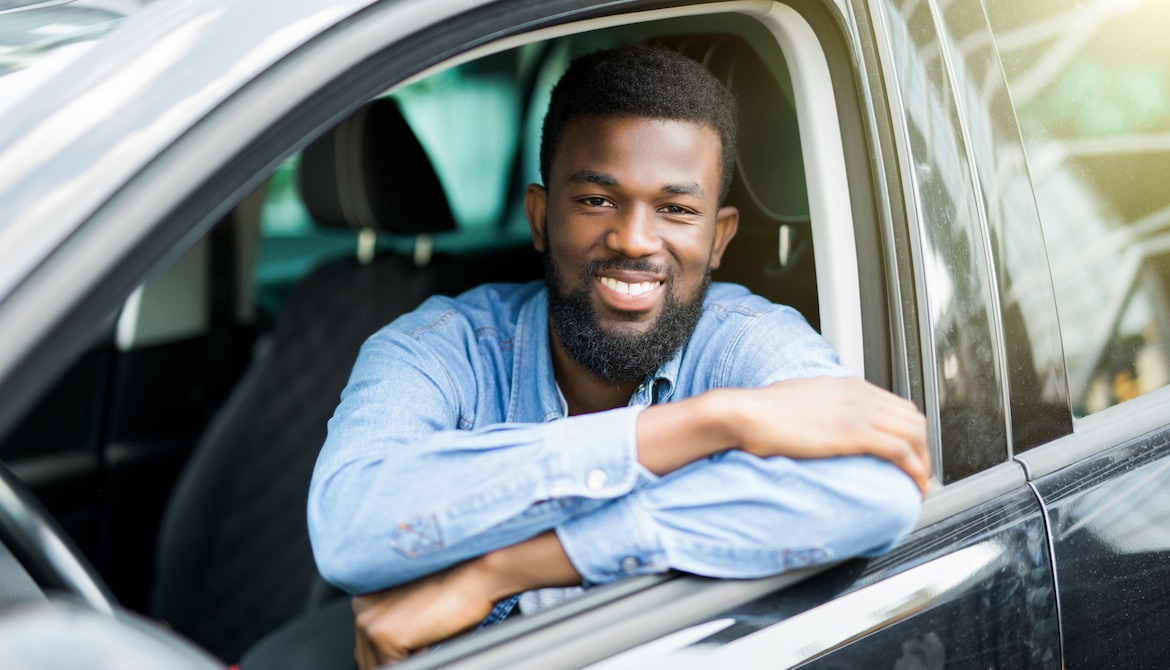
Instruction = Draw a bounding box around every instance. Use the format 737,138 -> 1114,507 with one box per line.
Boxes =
553,116 -> 723,192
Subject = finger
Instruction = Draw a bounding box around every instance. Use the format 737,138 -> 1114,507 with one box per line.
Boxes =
861,432 -> 930,495
356,628 -> 375,670
867,403 -> 929,465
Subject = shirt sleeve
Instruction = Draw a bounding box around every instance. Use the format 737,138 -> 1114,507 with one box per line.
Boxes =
308,326 -> 650,594
556,452 -> 922,584
557,302 -> 921,584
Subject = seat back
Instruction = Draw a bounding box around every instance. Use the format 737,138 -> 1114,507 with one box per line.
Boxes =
150,99 -> 464,661
654,35 -> 821,330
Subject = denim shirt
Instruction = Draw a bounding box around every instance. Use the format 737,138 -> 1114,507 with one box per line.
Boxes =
308,281 -> 920,595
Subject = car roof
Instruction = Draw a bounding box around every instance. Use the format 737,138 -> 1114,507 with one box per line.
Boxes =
0,0 -> 408,302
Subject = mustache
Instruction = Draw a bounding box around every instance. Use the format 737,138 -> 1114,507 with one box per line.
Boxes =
579,258 -> 671,279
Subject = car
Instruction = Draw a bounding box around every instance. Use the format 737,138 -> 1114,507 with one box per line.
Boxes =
0,0 -> 1168,667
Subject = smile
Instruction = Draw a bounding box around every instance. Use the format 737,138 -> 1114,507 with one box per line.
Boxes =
597,276 -> 663,296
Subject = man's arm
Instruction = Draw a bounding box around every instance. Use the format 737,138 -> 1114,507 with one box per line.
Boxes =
354,532 -> 577,668
637,376 -> 930,490
352,379 -> 926,665
312,335 -> 925,594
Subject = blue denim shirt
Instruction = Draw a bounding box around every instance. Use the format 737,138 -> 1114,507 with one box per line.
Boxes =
308,281 -> 920,595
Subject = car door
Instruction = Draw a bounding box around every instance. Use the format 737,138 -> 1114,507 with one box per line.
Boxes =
983,1 -> 1170,667
375,0 -> 1071,665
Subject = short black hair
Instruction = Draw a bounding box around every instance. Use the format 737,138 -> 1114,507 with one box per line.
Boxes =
539,44 -> 739,204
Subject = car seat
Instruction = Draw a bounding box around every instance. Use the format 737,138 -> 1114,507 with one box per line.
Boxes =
653,34 -> 821,331
149,97 -> 540,661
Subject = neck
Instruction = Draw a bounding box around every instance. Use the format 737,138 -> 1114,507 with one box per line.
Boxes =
549,326 -> 640,416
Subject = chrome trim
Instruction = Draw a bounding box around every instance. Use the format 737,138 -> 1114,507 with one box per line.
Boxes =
407,566 -> 835,670
923,0 -> 1014,458
592,542 -> 1006,669
866,0 -> 944,476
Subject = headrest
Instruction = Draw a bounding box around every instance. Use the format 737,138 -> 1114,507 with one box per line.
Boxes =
650,35 -> 809,224
298,98 -> 457,235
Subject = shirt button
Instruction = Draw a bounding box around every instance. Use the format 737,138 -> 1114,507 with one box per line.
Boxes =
621,556 -> 640,573
586,469 -> 608,491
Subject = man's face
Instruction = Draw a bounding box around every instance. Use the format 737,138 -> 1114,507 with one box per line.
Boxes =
526,116 -> 738,383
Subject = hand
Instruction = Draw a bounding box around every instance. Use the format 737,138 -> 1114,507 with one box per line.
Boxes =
352,532 -> 581,668
352,563 -> 495,668
725,377 -> 930,495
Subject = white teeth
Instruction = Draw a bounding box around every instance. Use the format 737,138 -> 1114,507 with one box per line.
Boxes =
599,277 -> 659,296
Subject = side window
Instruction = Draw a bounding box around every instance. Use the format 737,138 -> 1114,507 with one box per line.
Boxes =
985,0 -> 1170,417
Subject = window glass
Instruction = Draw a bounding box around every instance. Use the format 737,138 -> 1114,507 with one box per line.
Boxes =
881,0 -> 1010,482
985,0 -> 1170,417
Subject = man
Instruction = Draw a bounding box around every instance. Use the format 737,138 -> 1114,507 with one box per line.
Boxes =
308,45 -> 928,667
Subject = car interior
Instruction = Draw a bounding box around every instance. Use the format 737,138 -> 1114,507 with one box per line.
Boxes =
0,9 -> 882,664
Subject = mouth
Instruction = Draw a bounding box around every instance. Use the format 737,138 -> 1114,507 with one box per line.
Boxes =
597,276 -> 663,296
594,274 -> 665,313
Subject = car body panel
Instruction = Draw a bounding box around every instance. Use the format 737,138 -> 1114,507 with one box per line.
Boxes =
527,485 -> 1058,669
0,0 -> 385,298
1032,423 -> 1170,668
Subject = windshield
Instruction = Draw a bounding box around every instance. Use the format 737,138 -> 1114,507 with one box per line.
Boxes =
0,0 -> 156,115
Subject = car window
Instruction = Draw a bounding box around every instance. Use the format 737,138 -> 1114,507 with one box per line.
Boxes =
985,0 -> 1170,418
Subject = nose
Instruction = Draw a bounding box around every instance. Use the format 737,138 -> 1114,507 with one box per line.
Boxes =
605,205 -> 662,258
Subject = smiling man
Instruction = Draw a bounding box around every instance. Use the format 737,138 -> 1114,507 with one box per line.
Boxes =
308,45 -> 929,667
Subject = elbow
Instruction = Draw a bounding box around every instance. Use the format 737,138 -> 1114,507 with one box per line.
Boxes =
310,537 -> 364,594
852,460 -> 922,557
307,501 -> 379,594
307,466 -> 411,594
308,513 -> 420,594
782,455 -> 922,561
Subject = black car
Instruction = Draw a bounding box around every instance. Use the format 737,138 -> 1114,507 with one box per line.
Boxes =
0,0 -> 1168,667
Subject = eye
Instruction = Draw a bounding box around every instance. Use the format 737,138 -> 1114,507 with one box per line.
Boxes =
579,196 -> 616,208
659,204 -> 695,216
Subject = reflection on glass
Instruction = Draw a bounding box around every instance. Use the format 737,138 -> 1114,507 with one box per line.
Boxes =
985,0 -> 1170,417
1082,257 -> 1170,413
883,0 -> 1009,482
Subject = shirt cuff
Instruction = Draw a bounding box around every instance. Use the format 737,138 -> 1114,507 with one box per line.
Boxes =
541,406 -> 647,499
556,493 -> 668,585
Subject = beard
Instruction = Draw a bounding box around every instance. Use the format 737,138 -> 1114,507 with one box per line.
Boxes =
543,233 -> 711,385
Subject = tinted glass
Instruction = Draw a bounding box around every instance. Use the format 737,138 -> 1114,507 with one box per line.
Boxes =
880,0 -> 1010,482
985,0 -> 1170,417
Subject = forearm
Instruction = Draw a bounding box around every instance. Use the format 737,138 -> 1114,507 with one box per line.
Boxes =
351,532 -> 580,667
310,407 -> 646,593
558,452 -> 922,584
636,390 -> 738,475
471,531 -> 582,601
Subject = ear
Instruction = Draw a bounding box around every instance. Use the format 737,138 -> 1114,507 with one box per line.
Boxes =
525,184 -> 549,252
708,205 -> 739,270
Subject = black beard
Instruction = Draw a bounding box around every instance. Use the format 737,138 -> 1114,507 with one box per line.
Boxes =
543,238 -> 710,385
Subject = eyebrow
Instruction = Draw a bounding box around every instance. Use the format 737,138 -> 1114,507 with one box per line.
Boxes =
661,182 -> 707,199
567,169 -> 618,187
567,169 -> 708,199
